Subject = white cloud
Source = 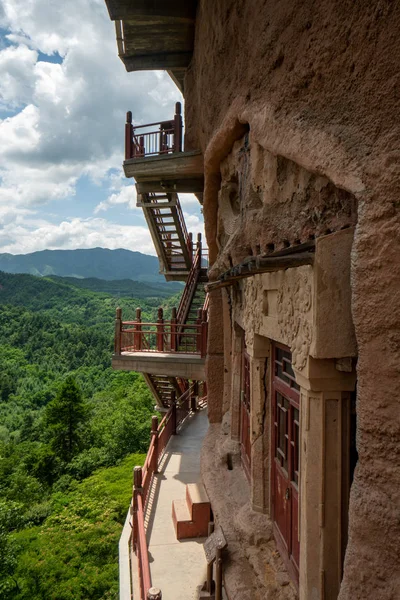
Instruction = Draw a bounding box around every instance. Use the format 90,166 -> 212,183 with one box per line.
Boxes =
0,0 -> 182,209
0,215 -> 155,255
0,0 -> 206,259
94,184 -> 138,214
0,44 -> 37,108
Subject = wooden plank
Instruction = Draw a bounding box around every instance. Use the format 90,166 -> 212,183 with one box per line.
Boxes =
204,526 -> 227,565
205,252 -> 315,291
141,200 -> 170,274
123,151 -> 204,180
136,178 -> 204,195
143,373 -> 164,408
105,0 -> 197,21
123,52 -> 192,71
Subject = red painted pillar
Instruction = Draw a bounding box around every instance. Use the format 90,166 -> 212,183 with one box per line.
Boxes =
134,307 -> 142,351
156,308 -> 164,352
125,111 -> 133,159
171,391 -> 177,435
115,307 -> 122,354
133,466 -> 143,548
171,307 -> 177,351
174,102 -> 182,153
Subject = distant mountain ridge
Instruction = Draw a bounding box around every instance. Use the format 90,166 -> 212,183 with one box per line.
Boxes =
0,247 -> 168,284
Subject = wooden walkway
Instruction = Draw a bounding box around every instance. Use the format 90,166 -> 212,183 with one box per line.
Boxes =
120,409 -> 209,599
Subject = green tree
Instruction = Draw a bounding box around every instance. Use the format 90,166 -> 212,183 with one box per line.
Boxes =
46,377 -> 86,463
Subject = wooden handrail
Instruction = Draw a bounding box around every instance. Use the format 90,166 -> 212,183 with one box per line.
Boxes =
136,493 -> 152,597
125,102 -> 183,159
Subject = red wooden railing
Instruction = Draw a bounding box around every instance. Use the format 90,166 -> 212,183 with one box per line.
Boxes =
130,385 -> 201,599
114,306 -> 208,358
125,102 -> 183,160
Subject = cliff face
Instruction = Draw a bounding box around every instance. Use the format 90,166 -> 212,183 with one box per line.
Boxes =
184,1 -> 400,598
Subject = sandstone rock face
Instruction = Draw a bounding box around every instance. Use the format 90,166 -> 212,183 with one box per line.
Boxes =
185,1 -> 400,598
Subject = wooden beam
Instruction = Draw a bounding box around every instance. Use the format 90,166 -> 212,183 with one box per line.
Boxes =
123,52 -> 193,71
205,252 -> 315,292
136,178 -> 204,195
106,0 -> 197,21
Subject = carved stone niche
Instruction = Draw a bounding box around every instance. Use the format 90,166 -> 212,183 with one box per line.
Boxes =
217,175 -> 240,250
233,228 -> 356,370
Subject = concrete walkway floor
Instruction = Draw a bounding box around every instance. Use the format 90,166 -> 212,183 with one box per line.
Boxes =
120,408 -> 209,600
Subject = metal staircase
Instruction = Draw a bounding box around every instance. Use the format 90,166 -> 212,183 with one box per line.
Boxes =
137,191 -> 193,281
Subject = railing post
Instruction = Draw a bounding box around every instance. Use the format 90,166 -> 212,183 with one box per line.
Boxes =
125,111 -> 133,160
133,466 -> 143,548
151,416 -> 159,474
156,308 -> 164,352
171,391 -> 177,435
196,308 -> 203,354
174,101 -> 182,153
170,307 -> 177,351
197,232 -> 202,263
215,547 -> 223,600
206,522 -> 215,593
134,307 -> 142,351
191,381 -> 198,412
114,307 -> 122,355
147,588 -> 162,600
201,309 -> 208,358
188,232 -> 193,263
139,135 -> 145,157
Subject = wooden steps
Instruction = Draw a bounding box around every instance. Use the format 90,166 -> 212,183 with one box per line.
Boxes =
138,191 -> 192,279
144,374 -> 184,408
172,483 -> 211,540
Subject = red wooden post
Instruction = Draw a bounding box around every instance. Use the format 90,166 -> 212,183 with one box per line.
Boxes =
201,309 -> 208,358
196,232 -> 202,269
125,111 -> 133,160
151,416 -> 159,474
170,307 -> 177,351
134,307 -> 142,351
174,102 -> 182,153
171,391 -> 177,435
156,307 -> 164,352
114,307 -> 122,355
191,381 -> 198,412
196,308 -> 203,353
139,135 -> 145,157
188,232 -> 193,263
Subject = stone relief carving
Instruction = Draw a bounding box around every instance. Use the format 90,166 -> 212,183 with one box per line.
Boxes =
277,270 -> 313,371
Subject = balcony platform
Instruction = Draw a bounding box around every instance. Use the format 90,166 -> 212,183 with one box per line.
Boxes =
105,0 -> 197,91
112,351 -> 205,380
123,150 -> 204,190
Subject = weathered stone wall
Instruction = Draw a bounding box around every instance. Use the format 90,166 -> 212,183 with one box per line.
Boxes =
185,1 -> 400,598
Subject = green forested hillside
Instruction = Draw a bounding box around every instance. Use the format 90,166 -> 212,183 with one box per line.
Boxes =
0,247 -> 168,283
0,272 -> 179,599
48,274 -> 183,298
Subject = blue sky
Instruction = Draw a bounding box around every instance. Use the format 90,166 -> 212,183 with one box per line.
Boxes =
0,0 -> 204,255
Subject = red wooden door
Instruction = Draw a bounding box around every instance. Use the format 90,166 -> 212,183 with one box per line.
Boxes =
271,343 -> 300,582
240,350 -> 251,481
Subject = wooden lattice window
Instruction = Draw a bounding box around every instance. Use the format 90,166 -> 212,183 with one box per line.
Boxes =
271,342 -> 300,584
